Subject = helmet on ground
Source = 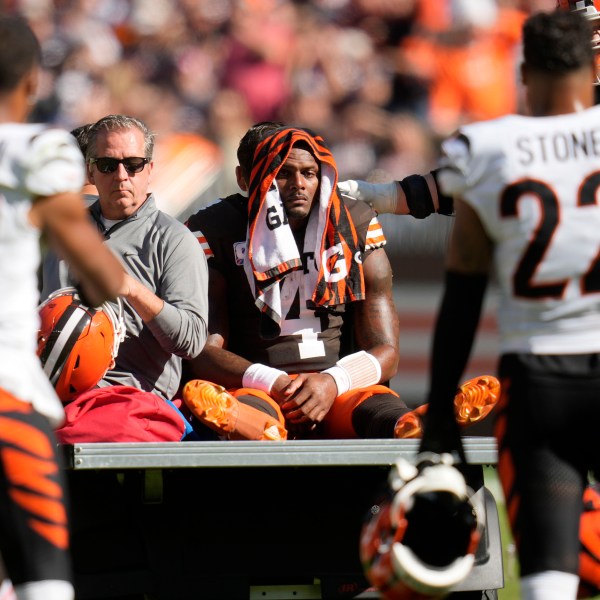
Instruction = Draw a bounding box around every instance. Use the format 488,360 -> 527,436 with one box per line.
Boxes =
37,287 -> 125,403
578,483 -> 600,598
360,452 -> 483,600
557,0 -> 600,84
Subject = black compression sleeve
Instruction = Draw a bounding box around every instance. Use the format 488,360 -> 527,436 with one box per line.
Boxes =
420,270 -> 488,457
399,174 -> 435,219
430,169 -> 455,215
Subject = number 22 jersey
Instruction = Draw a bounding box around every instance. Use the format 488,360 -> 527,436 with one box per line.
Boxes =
437,105 -> 600,355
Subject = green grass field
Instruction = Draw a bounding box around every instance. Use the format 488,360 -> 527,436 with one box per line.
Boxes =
483,467 -> 520,599
483,467 -> 600,600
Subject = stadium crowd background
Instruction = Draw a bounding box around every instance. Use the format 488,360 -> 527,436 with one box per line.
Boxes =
3,0 -> 559,235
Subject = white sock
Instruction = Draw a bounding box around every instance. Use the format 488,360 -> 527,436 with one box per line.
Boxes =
521,570 -> 579,600
14,580 -> 74,600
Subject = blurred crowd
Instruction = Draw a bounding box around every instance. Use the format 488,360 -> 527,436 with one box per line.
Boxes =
3,0 -> 558,219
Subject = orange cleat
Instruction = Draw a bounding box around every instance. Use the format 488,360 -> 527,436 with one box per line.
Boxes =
182,379 -> 287,441
453,375 -> 501,426
393,403 -> 428,440
394,375 -> 501,439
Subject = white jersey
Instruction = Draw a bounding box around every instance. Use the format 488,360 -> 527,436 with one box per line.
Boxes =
437,105 -> 600,355
0,123 -> 85,425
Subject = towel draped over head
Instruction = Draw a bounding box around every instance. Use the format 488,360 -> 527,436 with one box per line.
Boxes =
243,127 -> 365,339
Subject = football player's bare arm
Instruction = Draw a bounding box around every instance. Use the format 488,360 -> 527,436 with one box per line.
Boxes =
186,267 -> 293,397
446,198 -> 493,274
338,172 -> 453,217
32,191 -> 125,307
353,248 -> 400,381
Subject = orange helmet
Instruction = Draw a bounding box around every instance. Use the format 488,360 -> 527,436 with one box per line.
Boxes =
37,288 -> 125,404
557,0 -> 600,84
360,453 -> 483,599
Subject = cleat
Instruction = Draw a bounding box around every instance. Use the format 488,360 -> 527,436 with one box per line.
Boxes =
393,403 -> 428,439
394,375 -> 500,439
182,379 -> 287,441
183,379 -> 238,434
453,375 -> 500,426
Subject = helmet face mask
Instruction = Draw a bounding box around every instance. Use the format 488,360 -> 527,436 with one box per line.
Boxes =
37,288 -> 125,403
360,453 -> 484,600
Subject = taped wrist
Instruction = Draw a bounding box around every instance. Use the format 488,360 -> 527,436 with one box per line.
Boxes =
372,182 -> 399,214
242,363 -> 286,394
431,169 -> 455,215
322,351 -> 382,396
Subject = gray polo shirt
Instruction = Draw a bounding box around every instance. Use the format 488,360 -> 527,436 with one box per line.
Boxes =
41,194 -> 208,400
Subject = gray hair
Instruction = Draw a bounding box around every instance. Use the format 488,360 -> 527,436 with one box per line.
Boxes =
86,114 -> 155,161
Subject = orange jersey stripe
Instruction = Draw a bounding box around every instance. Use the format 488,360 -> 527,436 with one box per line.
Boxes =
0,416 -> 54,459
365,218 -> 386,250
10,488 -> 67,525
0,389 -> 32,414
2,447 -> 61,498
190,230 -> 214,259
30,519 -> 69,550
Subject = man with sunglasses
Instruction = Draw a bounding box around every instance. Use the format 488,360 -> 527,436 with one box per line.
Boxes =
41,114 -> 209,440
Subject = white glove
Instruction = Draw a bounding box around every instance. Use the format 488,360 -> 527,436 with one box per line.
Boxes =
337,180 -> 399,215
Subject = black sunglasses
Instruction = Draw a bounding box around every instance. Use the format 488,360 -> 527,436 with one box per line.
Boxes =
89,157 -> 150,174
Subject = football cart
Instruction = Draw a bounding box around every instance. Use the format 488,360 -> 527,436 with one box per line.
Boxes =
62,437 -> 503,599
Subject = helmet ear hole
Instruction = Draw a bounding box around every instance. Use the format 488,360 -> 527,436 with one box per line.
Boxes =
36,288 -> 124,404
402,491 -> 477,568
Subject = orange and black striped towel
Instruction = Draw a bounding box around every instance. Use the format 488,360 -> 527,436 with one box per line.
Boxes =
244,127 -> 365,338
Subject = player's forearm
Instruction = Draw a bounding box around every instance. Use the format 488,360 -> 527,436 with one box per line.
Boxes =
364,344 -> 400,383
325,291 -> 400,393
187,343 -> 251,388
354,309 -> 400,382
49,217 -> 125,306
338,171 -> 454,217
353,294 -> 400,382
39,191 -> 125,305
395,171 -> 454,217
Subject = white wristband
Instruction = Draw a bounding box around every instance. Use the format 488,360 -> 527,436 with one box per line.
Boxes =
242,363 -> 286,394
322,351 -> 382,396
321,365 -> 352,396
